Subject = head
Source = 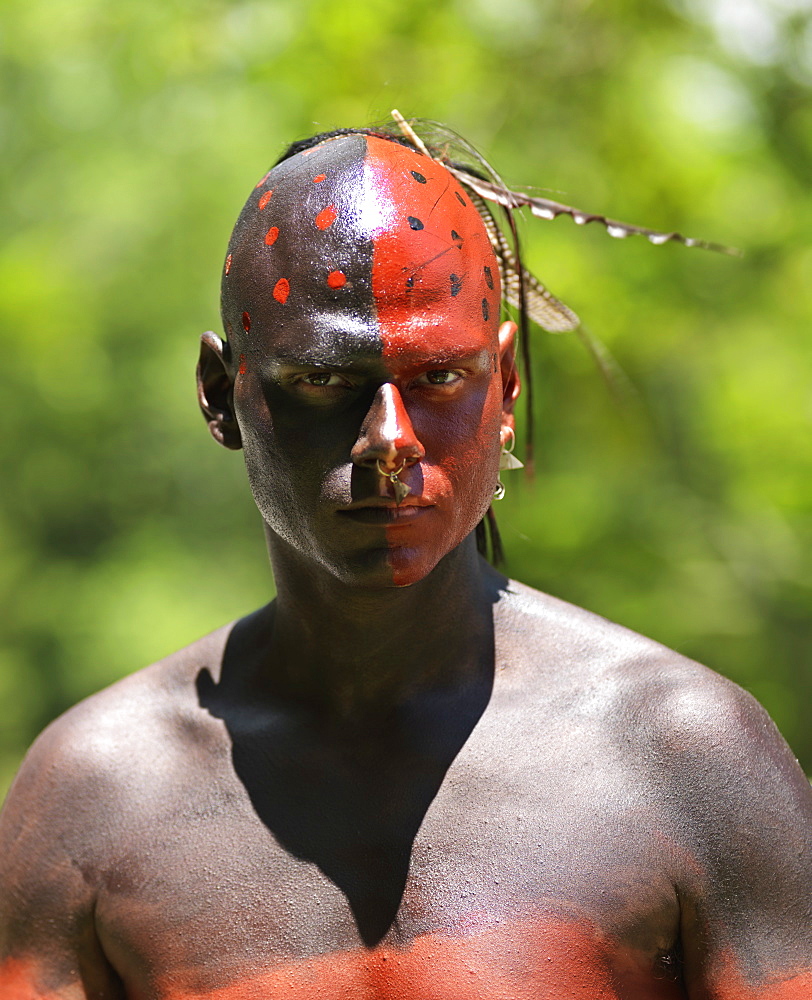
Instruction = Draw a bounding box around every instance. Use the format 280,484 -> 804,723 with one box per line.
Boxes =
197,127 -> 520,588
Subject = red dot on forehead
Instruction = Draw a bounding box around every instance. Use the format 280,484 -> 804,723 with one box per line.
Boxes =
258,190 -> 273,210
273,278 -> 290,304
327,270 -> 346,289
241,311 -> 251,332
264,226 -> 279,246
313,173 -> 326,183
315,204 -> 337,230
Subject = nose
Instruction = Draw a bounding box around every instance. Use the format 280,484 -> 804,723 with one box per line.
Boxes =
351,382 -> 425,472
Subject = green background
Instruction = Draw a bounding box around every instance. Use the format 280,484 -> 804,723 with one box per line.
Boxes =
2,0 -> 811,798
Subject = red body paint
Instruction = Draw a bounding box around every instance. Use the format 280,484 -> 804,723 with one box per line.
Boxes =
313,173 -> 326,183
238,354 -> 247,375
315,204 -> 337,230
258,190 -> 273,210
3,923 -> 810,999
365,136 -> 497,350
0,958 -> 37,999
241,311 -> 251,332
362,136 -> 503,586
265,226 -> 279,246
150,917 -> 684,1000
327,270 -> 347,289
707,950 -> 812,1000
273,278 -> 290,304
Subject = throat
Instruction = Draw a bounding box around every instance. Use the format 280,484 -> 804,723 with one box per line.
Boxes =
260,535 -> 507,717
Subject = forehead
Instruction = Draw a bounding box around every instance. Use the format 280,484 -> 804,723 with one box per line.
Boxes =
222,134 -> 500,360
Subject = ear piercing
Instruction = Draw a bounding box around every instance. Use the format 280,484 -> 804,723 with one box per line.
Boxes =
494,427 -> 524,500
377,459 -> 411,505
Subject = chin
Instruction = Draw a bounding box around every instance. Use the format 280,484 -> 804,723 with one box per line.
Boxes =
321,546 -> 438,590
386,545 -> 446,588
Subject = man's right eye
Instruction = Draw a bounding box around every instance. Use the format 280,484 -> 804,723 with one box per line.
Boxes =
298,372 -> 348,388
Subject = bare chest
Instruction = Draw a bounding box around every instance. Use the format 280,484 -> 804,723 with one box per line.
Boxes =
94,698 -> 685,999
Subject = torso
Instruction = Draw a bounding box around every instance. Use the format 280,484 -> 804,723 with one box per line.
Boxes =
80,583 -> 693,999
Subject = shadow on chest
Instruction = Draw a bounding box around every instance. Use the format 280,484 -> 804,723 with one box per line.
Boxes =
196,663 -> 494,946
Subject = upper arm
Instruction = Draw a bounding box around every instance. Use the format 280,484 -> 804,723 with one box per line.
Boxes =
0,718 -> 125,999
650,673 -> 812,998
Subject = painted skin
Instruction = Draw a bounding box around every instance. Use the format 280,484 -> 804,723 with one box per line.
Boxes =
218,133 -> 508,589
1,134 -> 810,999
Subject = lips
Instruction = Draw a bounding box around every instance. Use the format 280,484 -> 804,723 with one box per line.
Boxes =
337,500 -> 434,525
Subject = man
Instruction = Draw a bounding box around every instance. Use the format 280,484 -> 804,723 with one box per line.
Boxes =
1,123 -> 810,999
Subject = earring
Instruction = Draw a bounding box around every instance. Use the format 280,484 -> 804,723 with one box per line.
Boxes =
494,427 -> 524,500
499,427 -> 524,472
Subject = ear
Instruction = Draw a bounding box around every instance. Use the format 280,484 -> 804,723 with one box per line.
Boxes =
197,332 -> 242,450
497,320 -> 521,433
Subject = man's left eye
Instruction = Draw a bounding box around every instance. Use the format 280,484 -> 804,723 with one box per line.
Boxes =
422,370 -> 462,386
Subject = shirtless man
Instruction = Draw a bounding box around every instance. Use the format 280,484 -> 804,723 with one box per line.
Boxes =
1,124 -> 810,1000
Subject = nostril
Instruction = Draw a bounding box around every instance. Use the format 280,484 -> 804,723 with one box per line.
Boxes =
350,383 -> 424,469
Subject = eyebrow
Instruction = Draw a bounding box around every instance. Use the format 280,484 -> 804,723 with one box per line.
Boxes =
268,347 -> 491,371
268,351 -> 381,371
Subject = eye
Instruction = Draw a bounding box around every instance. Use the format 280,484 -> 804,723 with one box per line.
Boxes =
421,370 -> 463,386
298,372 -> 351,388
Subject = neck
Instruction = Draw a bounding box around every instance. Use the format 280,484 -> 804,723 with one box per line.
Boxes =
257,531 -> 506,718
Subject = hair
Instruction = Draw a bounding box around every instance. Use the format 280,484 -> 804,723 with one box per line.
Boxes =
268,120 -> 530,566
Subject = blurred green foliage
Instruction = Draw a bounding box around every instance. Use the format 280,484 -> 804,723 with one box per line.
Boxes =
1,0 -> 810,797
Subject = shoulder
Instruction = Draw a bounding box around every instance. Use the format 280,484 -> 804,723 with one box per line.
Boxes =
499,580 -> 811,900
496,576 -> 708,698
0,619 -> 238,883
0,623 -> 244,992
498,578 -> 810,796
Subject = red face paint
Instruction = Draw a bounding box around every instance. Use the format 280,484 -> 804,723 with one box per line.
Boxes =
315,204 -> 337,230
362,136 -> 503,585
273,278 -> 290,304
222,134 -> 508,588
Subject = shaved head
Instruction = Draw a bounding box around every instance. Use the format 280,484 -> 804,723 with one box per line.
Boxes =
220,132 -> 501,357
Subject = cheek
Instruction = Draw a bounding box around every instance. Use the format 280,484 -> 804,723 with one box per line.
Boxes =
422,379 -> 503,488
234,385 -> 320,528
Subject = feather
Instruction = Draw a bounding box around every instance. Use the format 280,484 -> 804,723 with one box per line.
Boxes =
445,167 -> 741,257
466,188 -> 580,333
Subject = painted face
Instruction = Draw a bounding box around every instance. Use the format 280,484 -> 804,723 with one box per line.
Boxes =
220,134 -> 515,587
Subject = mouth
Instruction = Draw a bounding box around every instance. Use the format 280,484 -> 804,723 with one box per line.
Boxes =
337,499 -> 434,525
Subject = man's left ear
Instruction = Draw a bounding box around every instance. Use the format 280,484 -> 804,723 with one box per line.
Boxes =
497,321 -> 521,427
196,332 -> 242,450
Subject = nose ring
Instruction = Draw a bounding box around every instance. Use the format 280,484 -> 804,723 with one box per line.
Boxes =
376,459 -> 411,505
